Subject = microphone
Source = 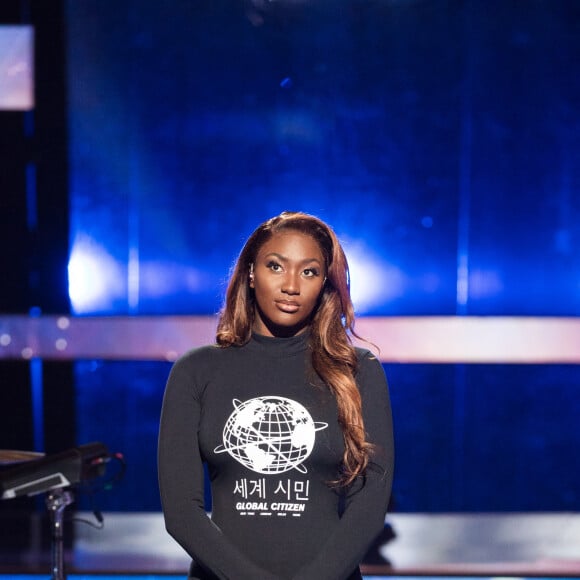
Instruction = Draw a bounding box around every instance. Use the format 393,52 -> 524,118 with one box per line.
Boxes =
0,442 -> 110,499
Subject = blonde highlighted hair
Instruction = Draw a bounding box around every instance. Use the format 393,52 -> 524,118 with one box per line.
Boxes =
216,211 -> 372,486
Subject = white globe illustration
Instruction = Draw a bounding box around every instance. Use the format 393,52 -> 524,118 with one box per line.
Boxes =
214,396 -> 328,474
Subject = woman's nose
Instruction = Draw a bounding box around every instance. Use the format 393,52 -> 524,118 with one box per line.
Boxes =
281,272 -> 300,294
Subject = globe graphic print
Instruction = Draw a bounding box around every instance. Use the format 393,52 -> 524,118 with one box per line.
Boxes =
214,396 -> 328,474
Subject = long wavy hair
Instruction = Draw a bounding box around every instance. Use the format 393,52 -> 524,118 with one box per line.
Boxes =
216,211 -> 372,486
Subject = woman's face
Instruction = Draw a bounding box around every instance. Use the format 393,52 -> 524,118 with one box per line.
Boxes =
250,230 -> 326,337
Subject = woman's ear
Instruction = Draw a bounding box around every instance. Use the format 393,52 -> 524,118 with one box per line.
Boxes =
249,263 -> 255,288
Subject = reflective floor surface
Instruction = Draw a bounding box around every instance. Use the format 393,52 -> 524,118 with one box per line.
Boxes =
1,512 -> 579,579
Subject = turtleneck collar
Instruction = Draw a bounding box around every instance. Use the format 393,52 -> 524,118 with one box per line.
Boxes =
247,330 -> 310,357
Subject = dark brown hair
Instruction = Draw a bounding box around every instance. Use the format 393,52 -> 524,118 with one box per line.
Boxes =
216,211 -> 371,485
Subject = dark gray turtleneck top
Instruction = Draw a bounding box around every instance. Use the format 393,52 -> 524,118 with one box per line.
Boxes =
158,332 -> 394,580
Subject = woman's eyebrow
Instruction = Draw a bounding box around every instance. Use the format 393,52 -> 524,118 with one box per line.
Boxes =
264,252 -> 322,265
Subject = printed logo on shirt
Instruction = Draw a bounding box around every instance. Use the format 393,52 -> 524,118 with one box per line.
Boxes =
214,396 -> 328,475
232,476 -> 311,517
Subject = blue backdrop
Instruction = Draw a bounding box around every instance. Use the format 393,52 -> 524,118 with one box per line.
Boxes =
66,0 -> 580,512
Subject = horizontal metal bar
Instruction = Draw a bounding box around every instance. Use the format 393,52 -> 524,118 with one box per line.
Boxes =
0,315 -> 579,363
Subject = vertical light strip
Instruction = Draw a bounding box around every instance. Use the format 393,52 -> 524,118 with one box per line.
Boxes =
127,12 -> 140,316
25,161 -> 37,230
128,242 -> 140,313
25,89 -> 43,445
29,357 -> 44,452
127,128 -> 140,313
452,1 -> 476,509
127,135 -> 140,312
456,1 -> 474,316
456,91 -> 472,313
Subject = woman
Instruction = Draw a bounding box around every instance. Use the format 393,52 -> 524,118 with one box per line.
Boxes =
158,211 -> 394,580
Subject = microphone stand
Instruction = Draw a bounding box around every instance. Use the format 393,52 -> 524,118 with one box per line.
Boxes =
45,488 -> 74,580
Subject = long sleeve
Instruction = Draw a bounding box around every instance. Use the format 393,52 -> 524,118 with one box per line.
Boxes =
158,353 -> 279,580
291,352 -> 394,580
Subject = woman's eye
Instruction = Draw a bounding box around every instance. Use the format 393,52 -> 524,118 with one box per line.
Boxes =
303,268 -> 319,277
267,261 -> 282,272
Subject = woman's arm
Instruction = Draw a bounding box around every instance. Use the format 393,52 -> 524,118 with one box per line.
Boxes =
291,351 -> 395,580
158,352 -> 279,580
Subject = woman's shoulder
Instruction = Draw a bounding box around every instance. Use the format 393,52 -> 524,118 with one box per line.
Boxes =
166,344 -> 234,391
354,345 -> 388,390
172,343 -> 228,368
354,345 -> 381,366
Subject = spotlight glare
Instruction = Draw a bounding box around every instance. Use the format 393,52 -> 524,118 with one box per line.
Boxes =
68,235 -> 124,314
343,239 -> 405,315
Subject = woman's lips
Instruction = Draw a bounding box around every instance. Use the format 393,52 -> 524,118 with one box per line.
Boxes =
276,300 -> 300,313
